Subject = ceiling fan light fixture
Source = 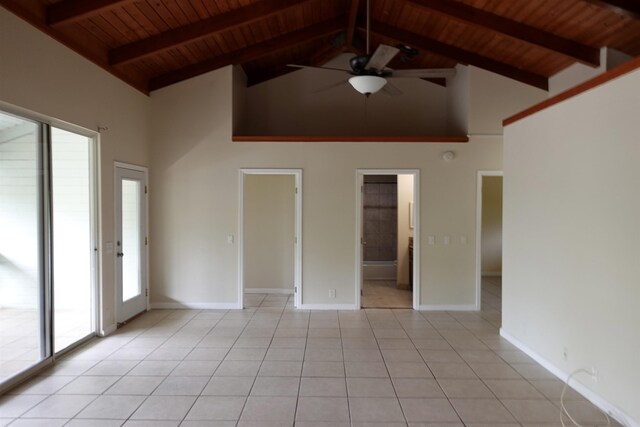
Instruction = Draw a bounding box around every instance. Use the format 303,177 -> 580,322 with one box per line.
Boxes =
348,75 -> 387,96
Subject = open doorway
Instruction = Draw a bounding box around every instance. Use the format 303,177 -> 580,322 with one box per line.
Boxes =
356,170 -> 419,309
476,171 -> 503,327
239,169 -> 302,309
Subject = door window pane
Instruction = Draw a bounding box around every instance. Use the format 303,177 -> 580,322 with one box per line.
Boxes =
0,112 -> 44,381
51,127 -> 93,352
121,179 -> 141,301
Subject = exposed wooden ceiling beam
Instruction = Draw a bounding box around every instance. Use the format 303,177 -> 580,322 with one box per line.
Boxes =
405,0 -> 600,67
149,19 -> 345,91
582,0 -> 640,19
346,0 -> 361,48
47,0 -> 132,26
109,0 -> 312,66
368,22 -> 548,90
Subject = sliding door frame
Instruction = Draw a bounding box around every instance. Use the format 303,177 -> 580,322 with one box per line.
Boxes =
0,103 -> 100,392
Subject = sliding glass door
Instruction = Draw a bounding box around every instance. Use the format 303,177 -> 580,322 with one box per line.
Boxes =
51,127 -> 95,352
0,112 -> 46,383
0,109 -> 97,389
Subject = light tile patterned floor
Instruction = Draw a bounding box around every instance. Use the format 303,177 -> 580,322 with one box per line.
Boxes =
0,279 -> 616,426
362,280 -> 412,309
0,308 -> 92,383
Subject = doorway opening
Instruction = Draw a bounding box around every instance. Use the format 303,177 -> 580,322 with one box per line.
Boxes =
356,170 -> 419,309
475,171 -> 503,327
239,169 -> 302,309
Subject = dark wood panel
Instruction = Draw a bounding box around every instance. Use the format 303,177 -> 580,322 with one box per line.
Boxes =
149,18 -> 345,90
109,0 -> 316,66
47,0 -> 132,26
582,0 -> 640,19
2,0 -> 638,93
369,21 -> 549,89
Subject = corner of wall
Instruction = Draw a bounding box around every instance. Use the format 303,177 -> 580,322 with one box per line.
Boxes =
232,66 -> 248,135
446,64 -> 470,135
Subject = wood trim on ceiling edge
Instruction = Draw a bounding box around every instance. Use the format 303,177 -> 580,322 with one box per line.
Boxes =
232,135 -> 469,143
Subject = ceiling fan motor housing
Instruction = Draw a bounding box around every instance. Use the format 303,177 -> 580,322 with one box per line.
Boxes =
350,55 -> 369,74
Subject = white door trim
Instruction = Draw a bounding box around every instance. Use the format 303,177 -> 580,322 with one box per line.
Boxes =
475,170 -> 503,310
239,169 -> 302,309
356,169 -> 420,310
114,162 -> 149,322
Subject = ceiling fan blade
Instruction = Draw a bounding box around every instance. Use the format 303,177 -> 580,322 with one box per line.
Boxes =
381,81 -> 403,96
287,64 -> 351,73
364,44 -> 399,71
389,68 -> 457,78
312,80 -> 348,94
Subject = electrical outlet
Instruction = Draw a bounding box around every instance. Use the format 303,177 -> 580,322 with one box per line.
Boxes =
590,367 -> 598,382
329,289 -> 336,298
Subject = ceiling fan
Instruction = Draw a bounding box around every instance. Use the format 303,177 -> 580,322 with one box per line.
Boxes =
287,0 -> 456,97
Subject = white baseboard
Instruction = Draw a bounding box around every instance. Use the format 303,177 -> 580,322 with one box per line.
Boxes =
418,304 -> 477,311
245,288 -> 293,294
299,304 -> 359,310
500,329 -> 638,427
150,302 -> 241,310
99,324 -> 117,337
482,272 -> 502,277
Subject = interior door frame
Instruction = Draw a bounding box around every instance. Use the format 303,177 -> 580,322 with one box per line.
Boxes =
238,169 -> 302,309
114,162 -> 149,323
475,170 -> 503,310
356,169 -> 420,310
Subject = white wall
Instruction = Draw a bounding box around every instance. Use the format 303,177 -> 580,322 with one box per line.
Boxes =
150,65 -> 505,308
0,7 -> 151,333
243,174 -> 295,291
241,54 -> 449,136
503,68 -> 640,424
481,176 -> 502,275
397,174 -> 414,287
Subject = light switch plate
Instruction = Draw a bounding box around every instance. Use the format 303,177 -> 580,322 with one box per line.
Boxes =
427,235 -> 435,245
443,236 -> 450,245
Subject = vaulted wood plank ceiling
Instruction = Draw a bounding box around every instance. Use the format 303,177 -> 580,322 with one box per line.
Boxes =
1,0 -> 639,94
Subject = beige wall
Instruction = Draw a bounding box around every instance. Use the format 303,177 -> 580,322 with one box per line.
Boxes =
548,48 -> 633,97
243,174 -> 295,291
150,65 -> 511,309
503,68 -> 640,424
469,66 -> 547,135
0,8 -> 151,333
481,176 -> 502,275
397,174 -> 414,287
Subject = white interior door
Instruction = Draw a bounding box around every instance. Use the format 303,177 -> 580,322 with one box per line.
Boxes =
115,165 -> 147,323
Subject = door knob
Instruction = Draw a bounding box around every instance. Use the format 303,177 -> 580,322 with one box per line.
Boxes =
116,252 -> 124,257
